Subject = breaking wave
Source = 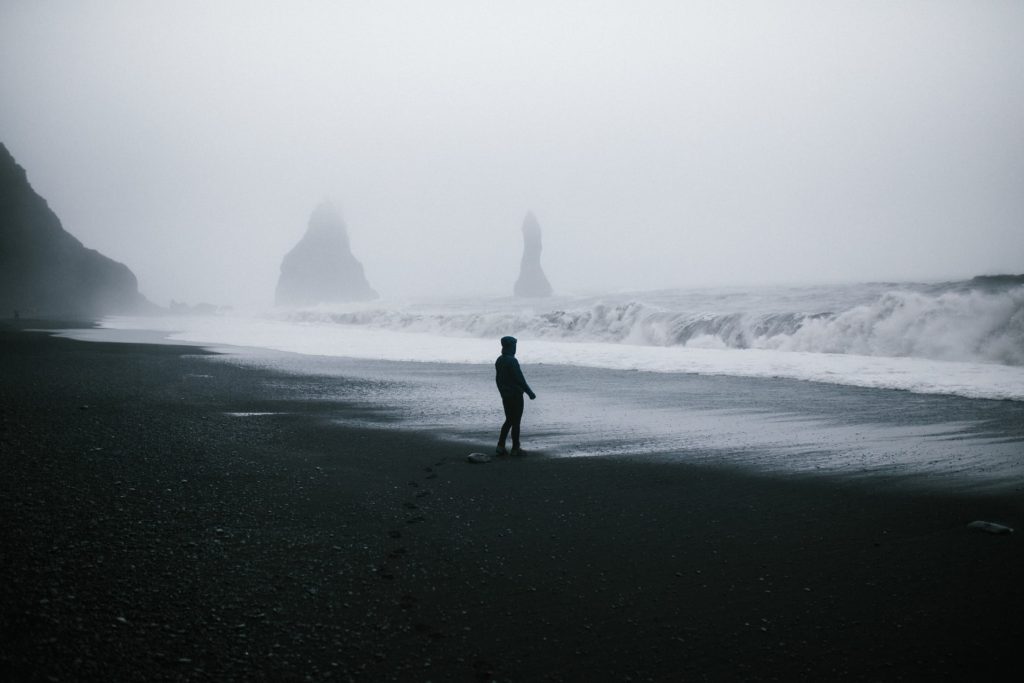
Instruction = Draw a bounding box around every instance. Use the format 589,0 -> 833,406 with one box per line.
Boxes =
284,281 -> 1024,367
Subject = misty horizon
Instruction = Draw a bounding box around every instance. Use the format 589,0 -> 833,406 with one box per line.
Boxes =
2,1 -> 1022,308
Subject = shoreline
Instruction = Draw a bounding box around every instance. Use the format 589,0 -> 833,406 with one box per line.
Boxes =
54,320 -> 1024,494
85,307 -> 1024,402
1,323 -> 1022,680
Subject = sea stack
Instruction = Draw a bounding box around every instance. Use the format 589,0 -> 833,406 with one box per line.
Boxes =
513,211 -> 553,298
275,202 -> 377,307
0,142 -> 151,318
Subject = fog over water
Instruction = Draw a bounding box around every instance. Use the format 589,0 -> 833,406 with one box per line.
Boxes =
2,1 -> 1022,307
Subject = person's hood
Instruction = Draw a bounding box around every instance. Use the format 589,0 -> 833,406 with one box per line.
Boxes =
500,336 -> 517,354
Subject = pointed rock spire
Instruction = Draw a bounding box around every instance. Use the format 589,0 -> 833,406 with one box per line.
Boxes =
513,211 -> 553,298
275,202 -> 377,306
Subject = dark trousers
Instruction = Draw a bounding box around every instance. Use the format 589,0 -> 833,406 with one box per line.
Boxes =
498,393 -> 525,448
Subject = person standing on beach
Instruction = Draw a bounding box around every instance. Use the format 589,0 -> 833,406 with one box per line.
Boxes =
495,336 -> 536,456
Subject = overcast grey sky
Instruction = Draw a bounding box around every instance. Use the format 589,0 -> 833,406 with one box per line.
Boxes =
2,1 -> 1022,307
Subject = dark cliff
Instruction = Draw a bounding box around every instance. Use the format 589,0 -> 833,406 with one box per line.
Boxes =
0,143 -> 152,318
275,203 -> 378,307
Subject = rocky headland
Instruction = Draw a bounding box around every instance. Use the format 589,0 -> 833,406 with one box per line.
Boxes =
0,143 -> 152,318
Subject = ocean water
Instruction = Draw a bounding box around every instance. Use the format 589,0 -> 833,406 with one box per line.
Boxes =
102,277 -> 1024,400
70,278 -> 1024,492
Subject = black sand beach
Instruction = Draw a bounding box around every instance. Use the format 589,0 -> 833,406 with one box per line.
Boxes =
1,323 -> 1022,681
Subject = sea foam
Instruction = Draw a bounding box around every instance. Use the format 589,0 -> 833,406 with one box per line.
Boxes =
279,280 -> 1024,366
100,309 -> 1024,403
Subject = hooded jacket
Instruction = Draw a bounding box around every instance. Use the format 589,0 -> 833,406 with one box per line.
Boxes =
495,336 -> 535,399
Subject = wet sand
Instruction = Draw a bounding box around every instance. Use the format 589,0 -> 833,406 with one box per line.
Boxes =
1,322 -> 1022,681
